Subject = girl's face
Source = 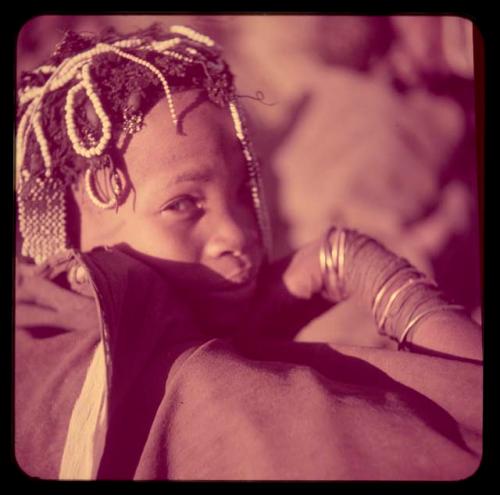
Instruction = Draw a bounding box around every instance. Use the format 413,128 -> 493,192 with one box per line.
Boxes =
109,90 -> 265,296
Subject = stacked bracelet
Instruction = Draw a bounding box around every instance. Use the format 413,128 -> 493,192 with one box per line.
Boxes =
370,260 -> 463,349
397,304 -> 464,350
319,226 -> 348,302
319,227 -> 465,351
374,274 -> 438,336
371,265 -> 415,333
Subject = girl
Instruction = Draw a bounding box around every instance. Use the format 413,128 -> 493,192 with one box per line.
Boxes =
15,23 -> 482,480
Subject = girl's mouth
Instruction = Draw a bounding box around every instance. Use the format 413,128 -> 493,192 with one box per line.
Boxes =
226,267 -> 254,285
212,268 -> 258,295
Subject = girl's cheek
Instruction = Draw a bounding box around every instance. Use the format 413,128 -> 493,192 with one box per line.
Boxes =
161,226 -> 203,262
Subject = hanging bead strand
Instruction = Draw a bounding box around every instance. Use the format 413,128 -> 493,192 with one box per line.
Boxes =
229,99 -> 273,254
99,43 -> 178,126
169,25 -> 215,47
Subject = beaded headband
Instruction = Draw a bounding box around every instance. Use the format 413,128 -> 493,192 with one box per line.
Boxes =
16,24 -> 272,264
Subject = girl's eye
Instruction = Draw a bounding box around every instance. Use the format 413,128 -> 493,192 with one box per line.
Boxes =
162,196 -> 204,216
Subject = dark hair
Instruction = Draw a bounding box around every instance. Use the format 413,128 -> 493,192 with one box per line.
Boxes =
17,23 -> 235,193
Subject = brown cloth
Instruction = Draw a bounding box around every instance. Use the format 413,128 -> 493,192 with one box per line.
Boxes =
15,247 -> 482,480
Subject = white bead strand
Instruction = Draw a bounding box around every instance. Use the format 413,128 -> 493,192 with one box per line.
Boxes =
111,38 -> 145,49
228,99 -> 272,254
150,37 -> 181,52
79,63 -> 112,156
162,50 -> 194,64
32,111 -> 53,175
169,25 -> 215,47
64,81 -> 85,155
16,100 -> 36,187
99,43 -> 179,126
63,64 -> 113,159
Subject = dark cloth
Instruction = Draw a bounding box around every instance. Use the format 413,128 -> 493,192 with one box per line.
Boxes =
15,247 -> 482,480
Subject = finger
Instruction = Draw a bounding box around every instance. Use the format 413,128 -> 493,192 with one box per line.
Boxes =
15,303 -> 68,329
15,277 -> 55,305
15,276 -> 87,309
16,300 -> 98,333
15,261 -> 37,287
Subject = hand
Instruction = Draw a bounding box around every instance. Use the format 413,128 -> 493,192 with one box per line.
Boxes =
15,262 -> 99,333
281,237 -> 326,300
235,239 -> 334,339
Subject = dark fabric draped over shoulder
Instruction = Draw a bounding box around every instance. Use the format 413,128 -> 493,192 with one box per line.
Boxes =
15,248 -> 482,480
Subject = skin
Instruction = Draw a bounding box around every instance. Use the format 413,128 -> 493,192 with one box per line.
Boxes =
78,91 -> 261,276
24,90 -> 483,356
73,90 -> 265,332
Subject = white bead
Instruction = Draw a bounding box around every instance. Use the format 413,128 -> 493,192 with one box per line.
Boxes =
74,265 -> 88,283
170,25 -> 215,47
163,50 -> 193,64
32,112 -> 52,171
17,33 -> 208,213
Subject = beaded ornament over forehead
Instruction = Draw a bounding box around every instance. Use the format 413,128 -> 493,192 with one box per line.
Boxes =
16,24 -> 272,264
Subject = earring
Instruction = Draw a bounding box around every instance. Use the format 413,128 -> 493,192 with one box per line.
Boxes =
85,163 -> 125,210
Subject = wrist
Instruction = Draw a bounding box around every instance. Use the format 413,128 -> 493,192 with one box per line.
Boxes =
320,226 -> 462,346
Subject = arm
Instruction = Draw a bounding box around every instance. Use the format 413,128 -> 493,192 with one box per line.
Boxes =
403,311 -> 482,362
250,229 -> 482,362
341,231 -> 482,362
15,260 -> 99,333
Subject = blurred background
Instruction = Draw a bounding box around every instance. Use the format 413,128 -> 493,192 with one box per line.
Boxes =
17,15 -> 482,348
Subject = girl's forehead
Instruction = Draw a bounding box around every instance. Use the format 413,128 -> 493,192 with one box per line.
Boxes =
123,93 -> 244,184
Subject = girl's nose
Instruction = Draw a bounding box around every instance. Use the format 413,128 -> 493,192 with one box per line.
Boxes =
204,209 -> 258,262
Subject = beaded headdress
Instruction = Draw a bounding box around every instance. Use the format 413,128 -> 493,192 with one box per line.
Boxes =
16,24 -> 272,264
